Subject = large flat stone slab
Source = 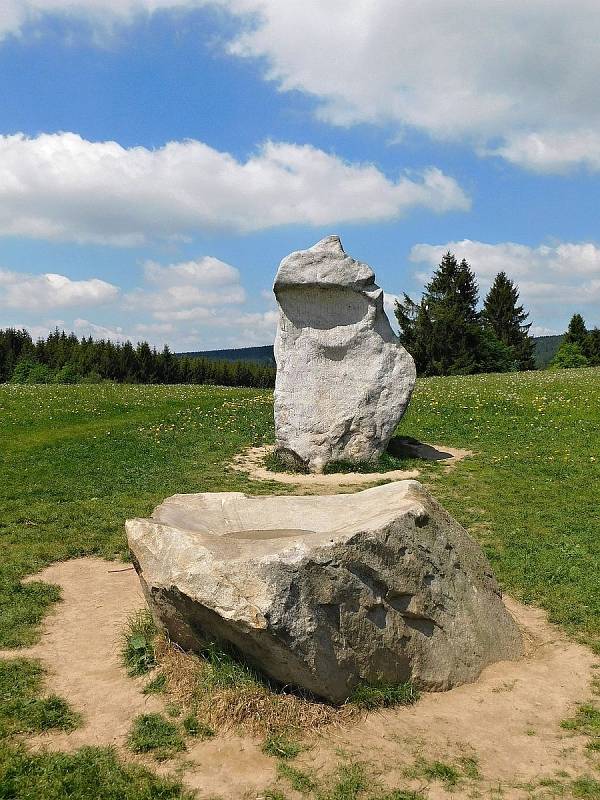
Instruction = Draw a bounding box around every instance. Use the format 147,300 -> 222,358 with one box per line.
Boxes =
273,236 -> 416,472
126,481 -> 521,704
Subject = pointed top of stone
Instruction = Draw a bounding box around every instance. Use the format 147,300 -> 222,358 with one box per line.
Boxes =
309,234 -> 345,255
274,235 -> 375,292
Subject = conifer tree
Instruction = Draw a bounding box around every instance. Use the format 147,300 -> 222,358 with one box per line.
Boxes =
421,252 -> 482,375
482,272 -> 535,370
564,313 -> 588,350
395,252 -> 515,376
586,327 -> 600,366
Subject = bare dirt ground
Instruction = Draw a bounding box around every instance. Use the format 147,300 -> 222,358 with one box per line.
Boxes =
1,557 -> 598,799
229,439 -> 472,490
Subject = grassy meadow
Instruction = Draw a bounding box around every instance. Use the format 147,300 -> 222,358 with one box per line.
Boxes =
0,367 -> 599,797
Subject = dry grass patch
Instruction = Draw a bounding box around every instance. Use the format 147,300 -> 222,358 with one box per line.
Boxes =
153,635 -> 358,736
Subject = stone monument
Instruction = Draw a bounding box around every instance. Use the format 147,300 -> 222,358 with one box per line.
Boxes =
126,238 -> 522,706
127,481 -> 522,704
273,235 -> 416,473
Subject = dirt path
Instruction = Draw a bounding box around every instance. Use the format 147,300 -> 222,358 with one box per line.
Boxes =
2,558 -> 597,798
229,440 -> 472,490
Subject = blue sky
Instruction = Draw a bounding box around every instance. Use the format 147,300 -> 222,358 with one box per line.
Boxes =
1,1 -> 599,350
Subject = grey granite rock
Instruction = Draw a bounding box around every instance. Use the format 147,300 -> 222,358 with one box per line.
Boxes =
126,481 -> 522,704
273,235 -> 416,473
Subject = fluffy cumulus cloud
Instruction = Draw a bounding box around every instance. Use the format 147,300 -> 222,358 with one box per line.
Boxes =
0,267 -> 118,311
3,253 -> 276,349
125,256 -> 247,316
481,131 -> 600,174
0,133 -> 468,245
223,0 -> 600,173
4,2 -> 600,171
408,240 -> 600,326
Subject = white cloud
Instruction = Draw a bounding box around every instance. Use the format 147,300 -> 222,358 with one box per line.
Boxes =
72,318 -> 137,342
235,309 -> 278,344
483,131 -> 600,173
3,2 -> 600,171
143,257 -> 240,287
125,256 -> 246,316
0,133 -> 468,245
0,267 -> 118,310
529,325 -> 561,337
0,1 -> 205,40
408,240 -> 600,325
221,1 -> 600,173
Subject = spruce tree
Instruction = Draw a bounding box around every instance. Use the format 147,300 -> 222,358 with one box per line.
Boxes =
482,272 -> 535,370
395,253 -> 516,376
564,313 -> 588,350
586,328 -> 600,366
421,252 -> 482,375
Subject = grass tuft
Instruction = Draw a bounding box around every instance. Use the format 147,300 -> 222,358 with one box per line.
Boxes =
320,762 -> 368,800
0,658 -> 80,735
264,791 -> 289,800
572,777 -> 600,799
127,713 -> 185,761
121,610 -> 158,677
264,450 -> 309,474
0,582 -> 62,649
348,681 -> 419,710
277,762 -> 316,794
142,672 -> 167,695
182,714 -> 214,739
561,704 -> 600,735
262,732 -> 302,759
0,741 -> 192,800
403,758 -> 460,788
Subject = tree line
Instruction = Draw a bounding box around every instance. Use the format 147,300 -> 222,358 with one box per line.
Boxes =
394,251 -> 599,375
550,313 -> 600,369
394,252 -> 535,375
2,253 -> 598,385
0,328 -> 276,388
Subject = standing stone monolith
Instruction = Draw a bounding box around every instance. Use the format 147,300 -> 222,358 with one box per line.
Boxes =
274,235 -> 416,472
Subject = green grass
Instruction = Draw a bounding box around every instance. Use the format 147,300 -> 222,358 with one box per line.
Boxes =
142,672 -> 167,695
0,658 -> 80,736
561,703 -> 600,753
319,763 -> 368,800
277,762 -> 317,794
323,452 -> 418,475
402,754 -> 482,789
0,742 -> 193,800
1,370 -> 600,793
127,713 -> 185,761
122,610 -> 158,676
348,681 -> 419,710
182,714 -> 214,739
403,758 -> 460,788
262,733 -> 302,759
561,704 -> 600,735
1,373 -> 599,651
196,640 -> 268,691
572,777 -> 600,798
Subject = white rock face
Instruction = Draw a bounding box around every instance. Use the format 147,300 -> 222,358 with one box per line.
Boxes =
126,481 -> 522,704
273,235 -> 416,472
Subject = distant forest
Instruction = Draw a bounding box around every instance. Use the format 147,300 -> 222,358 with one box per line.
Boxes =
187,339 -> 563,369
181,345 -> 275,365
0,328 -> 275,388
532,335 -> 563,368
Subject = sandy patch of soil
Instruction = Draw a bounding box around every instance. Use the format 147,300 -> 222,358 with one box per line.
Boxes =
229,439 -> 472,490
2,558 -> 598,798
